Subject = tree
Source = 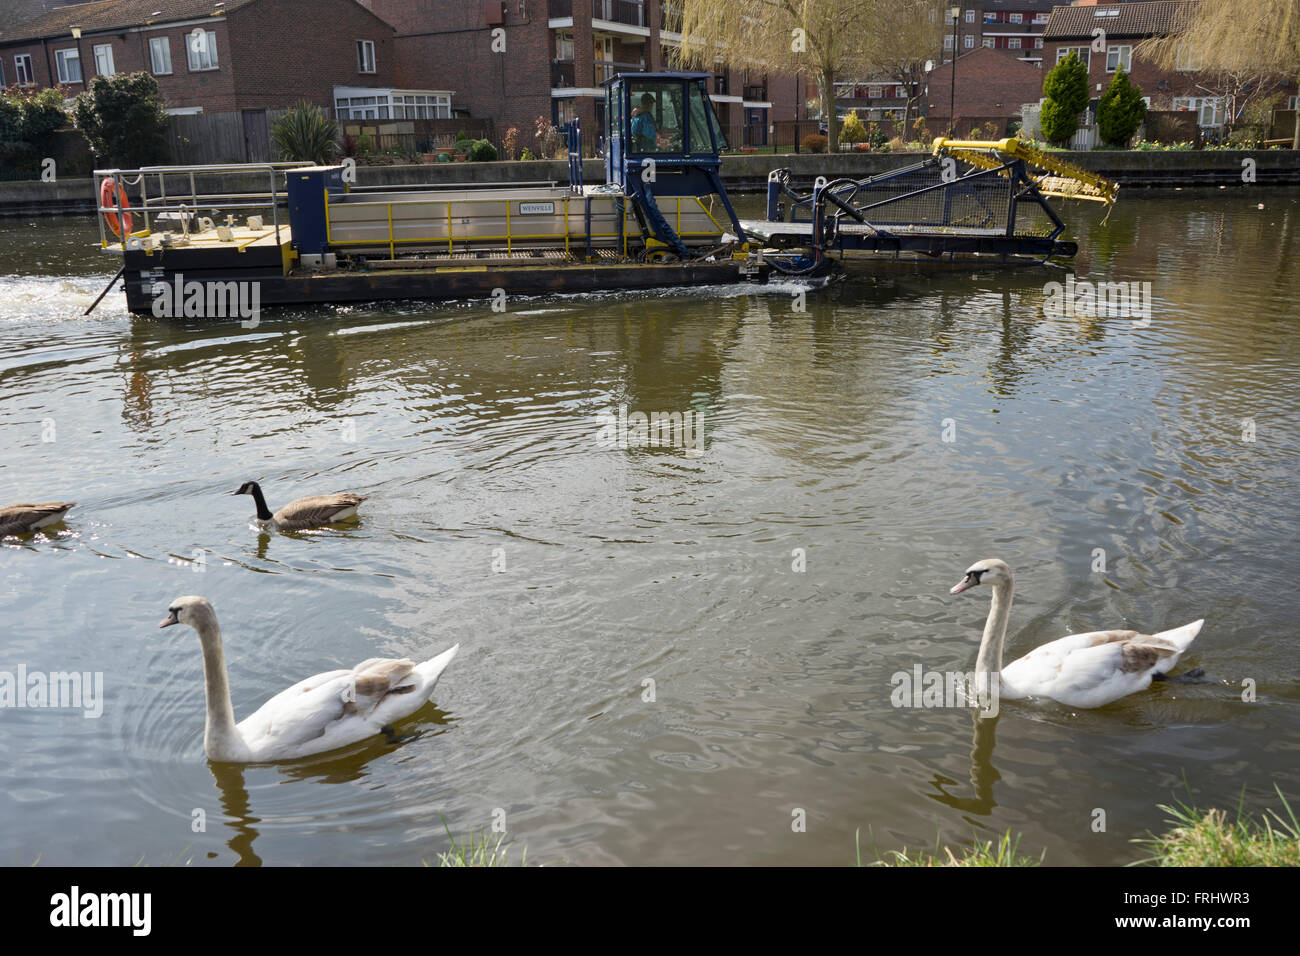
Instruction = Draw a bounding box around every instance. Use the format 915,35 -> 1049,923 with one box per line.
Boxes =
676,0 -> 943,152
1096,69 -> 1147,146
1137,0 -> 1300,149
0,86 -> 67,175
271,101 -> 339,165
70,72 -> 168,167
870,0 -> 946,130
840,109 -> 867,144
1040,51 -> 1089,146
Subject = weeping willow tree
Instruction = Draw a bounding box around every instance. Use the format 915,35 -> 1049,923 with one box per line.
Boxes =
674,0 -> 943,151
1138,0 -> 1300,148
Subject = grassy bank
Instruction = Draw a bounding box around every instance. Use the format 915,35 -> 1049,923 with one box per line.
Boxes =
862,786 -> 1298,867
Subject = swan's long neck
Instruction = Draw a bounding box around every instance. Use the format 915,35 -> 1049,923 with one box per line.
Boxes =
248,484 -> 273,522
193,612 -> 248,761
975,578 -> 1013,680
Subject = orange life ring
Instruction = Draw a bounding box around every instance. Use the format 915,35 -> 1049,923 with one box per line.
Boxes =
100,178 -> 133,239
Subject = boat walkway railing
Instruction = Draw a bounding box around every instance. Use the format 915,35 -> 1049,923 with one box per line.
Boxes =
93,162 -> 300,250
322,190 -> 728,260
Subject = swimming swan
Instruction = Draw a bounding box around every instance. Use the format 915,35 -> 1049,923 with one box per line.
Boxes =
160,595 -> 459,762
951,558 -> 1202,709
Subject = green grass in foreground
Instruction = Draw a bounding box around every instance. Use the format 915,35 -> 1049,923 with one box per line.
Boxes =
426,818 -> 526,867
861,787 -> 1299,867
1130,785 -> 1300,867
858,827 -> 1042,867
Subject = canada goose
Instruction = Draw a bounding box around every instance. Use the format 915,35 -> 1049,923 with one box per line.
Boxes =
951,558 -> 1203,709
0,501 -> 76,536
232,480 -> 366,530
159,595 -> 459,762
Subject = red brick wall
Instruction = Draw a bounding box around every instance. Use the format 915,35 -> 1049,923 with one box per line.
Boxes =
924,47 -> 1044,122
1041,40 -> 1201,109
0,23 -> 237,112
229,0 -> 396,109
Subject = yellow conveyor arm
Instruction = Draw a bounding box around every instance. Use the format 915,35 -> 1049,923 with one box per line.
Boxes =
931,137 -> 1120,205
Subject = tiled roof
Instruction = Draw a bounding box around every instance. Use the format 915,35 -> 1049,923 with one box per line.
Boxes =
981,1 -> 1063,11
1043,1 -> 1197,41
0,0 -> 257,43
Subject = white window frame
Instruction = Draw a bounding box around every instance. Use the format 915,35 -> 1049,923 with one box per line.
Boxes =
963,34 -> 972,48
1057,46 -> 1090,70
1009,37 -> 1020,50
982,37 -> 993,48
54,48 -> 82,84
1173,96 -> 1225,127
1290,95 -> 1299,111
14,54 -> 35,86
943,34 -> 954,51
964,9 -> 974,23
356,39 -> 376,74
1009,13 -> 1022,24
93,43 -> 115,77
186,29 -> 218,72
1106,44 -> 1132,73
150,37 -> 172,75
1175,43 -> 1202,72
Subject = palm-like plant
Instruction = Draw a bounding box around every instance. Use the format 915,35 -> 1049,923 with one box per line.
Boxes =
271,101 -> 340,165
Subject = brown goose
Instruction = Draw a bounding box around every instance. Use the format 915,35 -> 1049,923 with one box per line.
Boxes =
0,501 -> 76,536
232,480 -> 366,531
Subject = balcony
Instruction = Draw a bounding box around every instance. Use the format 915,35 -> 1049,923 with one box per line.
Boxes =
594,0 -> 645,27
552,59 -> 643,87
596,59 -> 644,83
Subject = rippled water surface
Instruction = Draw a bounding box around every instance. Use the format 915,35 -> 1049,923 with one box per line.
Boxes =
1,191 -> 1297,865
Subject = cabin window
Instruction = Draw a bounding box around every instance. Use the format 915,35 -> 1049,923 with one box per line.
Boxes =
150,37 -> 172,75
627,80 -> 684,153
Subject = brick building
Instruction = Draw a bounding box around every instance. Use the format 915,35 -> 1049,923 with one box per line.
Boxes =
1042,1 -> 1297,124
924,45 -> 1047,132
362,0 -> 807,150
0,0 -> 419,115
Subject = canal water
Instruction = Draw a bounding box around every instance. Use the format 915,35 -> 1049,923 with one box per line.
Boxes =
1,190 -> 1297,866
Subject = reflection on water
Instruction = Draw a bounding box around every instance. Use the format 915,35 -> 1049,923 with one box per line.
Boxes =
0,190 -> 1298,866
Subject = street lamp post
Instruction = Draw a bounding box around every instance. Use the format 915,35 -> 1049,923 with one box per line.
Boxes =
949,5 -> 961,137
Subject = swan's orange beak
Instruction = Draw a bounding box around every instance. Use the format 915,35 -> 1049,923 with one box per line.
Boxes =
159,609 -> 179,628
951,575 -> 975,594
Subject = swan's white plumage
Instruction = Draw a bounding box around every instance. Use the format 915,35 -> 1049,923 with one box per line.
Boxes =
953,559 -> 1203,709
160,596 -> 458,762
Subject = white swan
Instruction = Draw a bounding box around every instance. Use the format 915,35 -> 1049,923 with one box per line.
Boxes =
160,596 -> 459,762
951,559 -> 1203,709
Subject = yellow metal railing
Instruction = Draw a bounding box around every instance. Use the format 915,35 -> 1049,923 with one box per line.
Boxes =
322,193 -> 726,256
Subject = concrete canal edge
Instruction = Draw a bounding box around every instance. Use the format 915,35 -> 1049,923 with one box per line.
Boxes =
3,150 -> 1297,218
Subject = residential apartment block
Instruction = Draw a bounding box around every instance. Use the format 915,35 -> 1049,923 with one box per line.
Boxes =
0,0 -> 410,115
1043,1 -> 1297,123
362,0 -> 805,149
